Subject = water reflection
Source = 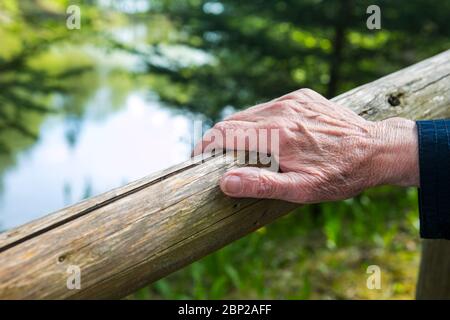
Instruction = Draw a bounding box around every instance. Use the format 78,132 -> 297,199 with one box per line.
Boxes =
0,4 -> 203,231
0,91 -> 193,230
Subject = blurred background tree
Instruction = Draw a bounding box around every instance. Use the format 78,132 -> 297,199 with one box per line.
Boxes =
142,0 -> 450,120
0,0 -> 98,174
0,0 -> 449,299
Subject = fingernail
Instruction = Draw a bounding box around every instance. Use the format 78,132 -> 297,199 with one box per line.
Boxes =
222,175 -> 242,194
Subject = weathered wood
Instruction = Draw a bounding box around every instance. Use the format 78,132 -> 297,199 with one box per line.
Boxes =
0,50 -> 449,299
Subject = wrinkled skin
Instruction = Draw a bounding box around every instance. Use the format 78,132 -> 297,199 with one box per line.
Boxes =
193,88 -> 419,203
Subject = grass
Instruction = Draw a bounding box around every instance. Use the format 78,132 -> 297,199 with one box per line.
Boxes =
130,186 -> 420,299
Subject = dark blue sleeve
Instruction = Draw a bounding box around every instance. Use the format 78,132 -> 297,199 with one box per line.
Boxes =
416,119 -> 450,239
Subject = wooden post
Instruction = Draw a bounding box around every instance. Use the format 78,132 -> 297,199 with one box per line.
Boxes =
416,240 -> 450,299
0,50 -> 449,299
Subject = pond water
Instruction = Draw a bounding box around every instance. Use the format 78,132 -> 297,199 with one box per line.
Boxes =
0,23 -> 203,230
0,92 -> 194,230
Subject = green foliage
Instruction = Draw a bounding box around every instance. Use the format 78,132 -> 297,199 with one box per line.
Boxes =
144,0 -> 450,120
0,0 -> 129,181
0,0 -> 96,175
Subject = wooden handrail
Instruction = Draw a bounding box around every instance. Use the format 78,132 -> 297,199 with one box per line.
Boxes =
0,49 -> 449,299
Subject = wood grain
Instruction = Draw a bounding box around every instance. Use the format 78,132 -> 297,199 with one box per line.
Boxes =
0,49 -> 449,299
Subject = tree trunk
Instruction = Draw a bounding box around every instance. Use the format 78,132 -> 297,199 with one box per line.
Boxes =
327,0 -> 351,98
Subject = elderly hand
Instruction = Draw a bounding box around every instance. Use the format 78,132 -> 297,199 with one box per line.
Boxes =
193,88 -> 419,203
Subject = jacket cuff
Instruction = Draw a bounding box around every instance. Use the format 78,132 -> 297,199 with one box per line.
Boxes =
416,120 -> 450,239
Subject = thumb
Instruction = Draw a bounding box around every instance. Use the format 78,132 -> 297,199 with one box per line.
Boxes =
220,167 -> 298,201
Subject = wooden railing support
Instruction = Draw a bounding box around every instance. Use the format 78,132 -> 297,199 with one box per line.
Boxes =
416,240 -> 450,299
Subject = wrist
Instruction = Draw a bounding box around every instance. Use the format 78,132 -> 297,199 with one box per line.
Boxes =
369,118 -> 419,187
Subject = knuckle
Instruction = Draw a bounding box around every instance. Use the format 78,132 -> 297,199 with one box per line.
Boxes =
298,87 -> 314,94
256,174 -> 277,197
270,100 -> 298,113
280,93 -> 298,101
225,109 -> 250,120
213,122 -> 236,136
296,88 -> 319,101
213,122 -> 227,131
268,101 -> 288,110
